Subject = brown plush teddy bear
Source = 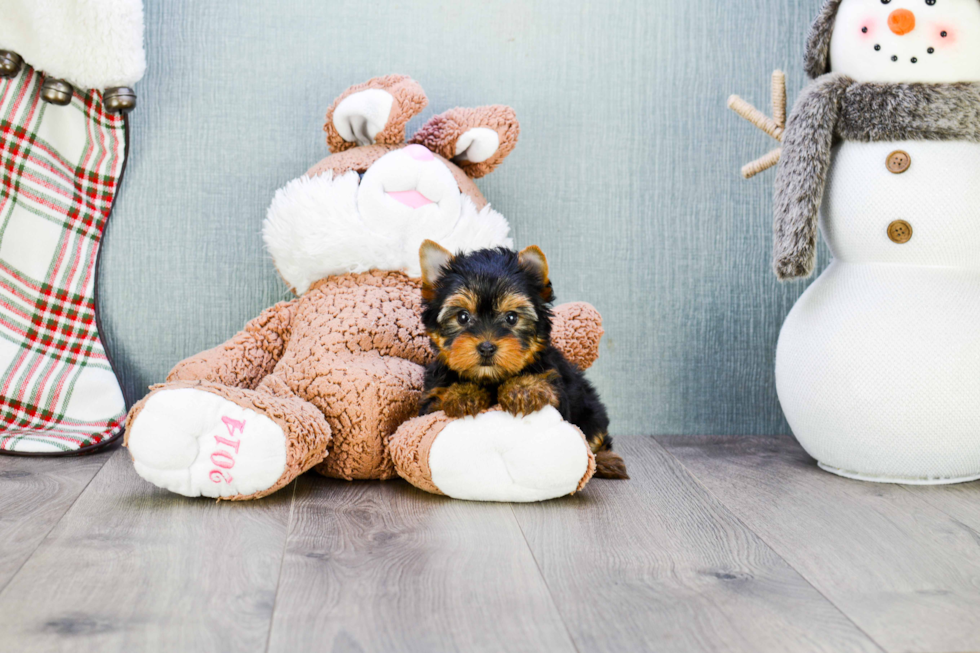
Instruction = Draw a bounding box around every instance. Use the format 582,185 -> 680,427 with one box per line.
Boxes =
124,76 -> 605,502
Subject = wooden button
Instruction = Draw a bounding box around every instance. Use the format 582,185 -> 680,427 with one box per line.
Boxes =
888,220 -> 913,244
886,150 -> 911,174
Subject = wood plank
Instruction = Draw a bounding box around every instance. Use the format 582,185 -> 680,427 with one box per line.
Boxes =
902,482 -> 980,537
266,475 -> 576,653
512,438 -> 881,653
0,449 -> 294,653
662,435 -> 980,653
0,450 -> 109,592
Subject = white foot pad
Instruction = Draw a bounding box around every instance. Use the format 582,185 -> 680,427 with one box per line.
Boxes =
128,389 -> 287,498
428,406 -> 591,502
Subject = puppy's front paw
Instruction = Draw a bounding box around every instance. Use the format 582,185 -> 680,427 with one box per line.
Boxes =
499,372 -> 560,417
427,383 -> 494,418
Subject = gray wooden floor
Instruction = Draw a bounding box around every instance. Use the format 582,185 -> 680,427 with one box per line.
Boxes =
2,436 -> 979,653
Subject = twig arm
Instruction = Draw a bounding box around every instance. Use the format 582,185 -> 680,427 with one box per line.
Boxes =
728,95 -> 784,142
728,70 -> 789,178
741,148 -> 782,179
772,70 -> 786,129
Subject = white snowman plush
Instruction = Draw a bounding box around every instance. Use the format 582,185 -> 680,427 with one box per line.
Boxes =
739,0 -> 980,483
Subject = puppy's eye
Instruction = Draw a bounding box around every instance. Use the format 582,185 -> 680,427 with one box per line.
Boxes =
457,311 -> 471,326
505,312 -> 519,326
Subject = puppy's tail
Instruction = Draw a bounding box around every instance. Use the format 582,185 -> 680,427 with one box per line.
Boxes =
588,433 -> 630,480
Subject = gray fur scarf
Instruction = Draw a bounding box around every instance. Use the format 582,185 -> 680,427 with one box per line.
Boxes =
772,74 -> 980,279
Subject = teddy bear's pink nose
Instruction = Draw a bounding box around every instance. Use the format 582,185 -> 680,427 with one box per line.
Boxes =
404,144 -> 434,161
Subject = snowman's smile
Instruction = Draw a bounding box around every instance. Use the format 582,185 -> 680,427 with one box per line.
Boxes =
387,189 -> 435,208
876,46 -> 931,65
869,27 -> 942,65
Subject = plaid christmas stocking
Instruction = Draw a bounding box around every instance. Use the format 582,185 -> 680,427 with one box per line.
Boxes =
0,64 -> 127,454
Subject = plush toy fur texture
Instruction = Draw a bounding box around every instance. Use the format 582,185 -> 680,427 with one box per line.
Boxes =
774,74 -> 980,279
410,106 -> 520,179
0,0 -> 145,89
304,145 -> 491,212
152,269 -> 601,487
324,75 -> 428,153
773,74 -> 851,279
838,83 -> 980,142
804,0 -> 845,80
127,75 -> 603,502
264,171 -> 512,294
165,271 -> 429,481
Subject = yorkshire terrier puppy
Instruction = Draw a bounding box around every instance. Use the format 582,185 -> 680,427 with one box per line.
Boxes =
417,241 -> 628,479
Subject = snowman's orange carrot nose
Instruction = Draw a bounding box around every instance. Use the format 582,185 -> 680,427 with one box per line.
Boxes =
889,9 -> 916,36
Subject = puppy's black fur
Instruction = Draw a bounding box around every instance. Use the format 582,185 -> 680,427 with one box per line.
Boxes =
418,243 -> 628,480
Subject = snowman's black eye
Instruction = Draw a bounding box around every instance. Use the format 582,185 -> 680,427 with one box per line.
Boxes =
928,47 -> 935,53
926,0 -> 936,5
881,0 -> 891,4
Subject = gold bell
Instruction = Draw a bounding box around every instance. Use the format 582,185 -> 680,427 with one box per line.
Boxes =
41,78 -> 74,106
0,51 -> 23,78
103,87 -> 137,114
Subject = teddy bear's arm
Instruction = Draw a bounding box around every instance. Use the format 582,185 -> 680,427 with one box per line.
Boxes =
551,302 -> 604,371
167,300 -> 298,389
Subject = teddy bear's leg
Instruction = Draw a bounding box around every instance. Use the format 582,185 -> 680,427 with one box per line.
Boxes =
389,407 -> 596,502
295,352 -> 425,481
125,379 -> 330,500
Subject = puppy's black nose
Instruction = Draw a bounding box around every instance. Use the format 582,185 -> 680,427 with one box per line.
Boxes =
477,342 -> 498,358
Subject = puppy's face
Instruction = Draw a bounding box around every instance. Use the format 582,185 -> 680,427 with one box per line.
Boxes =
419,243 -> 554,383
432,283 -> 542,383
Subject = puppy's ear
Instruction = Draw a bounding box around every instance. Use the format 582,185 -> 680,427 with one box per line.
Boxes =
518,245 -> 554,302
409,105 -> 519,179
420,240 -> 454,300
324,75 -> 428,153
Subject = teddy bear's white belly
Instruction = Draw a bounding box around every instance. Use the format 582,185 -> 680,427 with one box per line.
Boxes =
776,140 -> 980,483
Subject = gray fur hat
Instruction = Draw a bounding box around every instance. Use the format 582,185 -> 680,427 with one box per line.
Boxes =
805,0 -> 845,79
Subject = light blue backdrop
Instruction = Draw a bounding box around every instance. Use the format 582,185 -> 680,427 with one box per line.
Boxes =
100,0 -> 830,437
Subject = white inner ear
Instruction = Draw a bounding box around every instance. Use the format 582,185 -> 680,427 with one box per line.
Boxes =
453,127 -> 500,164
332,89 -> 395,145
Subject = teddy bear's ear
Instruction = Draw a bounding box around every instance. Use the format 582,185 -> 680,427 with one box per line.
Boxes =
409,106 -> 519,179
324,75 -> 428,153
